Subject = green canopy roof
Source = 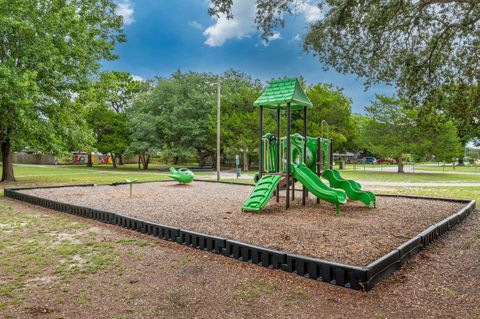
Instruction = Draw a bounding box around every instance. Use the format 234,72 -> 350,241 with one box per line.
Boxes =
253,78 -> 312,110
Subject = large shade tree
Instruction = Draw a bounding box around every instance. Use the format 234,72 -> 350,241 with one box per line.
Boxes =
219,70 -> 267,170
304,83 -> 354,151
83,71 -> 146,168
126,71 -> 218,168
209,0 -> 480,96
363,95 -> 462,172
0,0 -> 124,181
209,0 -> 480,151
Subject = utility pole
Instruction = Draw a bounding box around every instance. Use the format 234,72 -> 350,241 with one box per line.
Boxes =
217,78 -> 221,181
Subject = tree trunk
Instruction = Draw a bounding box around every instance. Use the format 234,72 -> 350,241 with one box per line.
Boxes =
212,153 -> 217,170
397,155 -> 404,173
118,155 -> 124,165
174,156 -> 179,165
111,153 -> 117,169
197,149 -> 209,168
457,157 -> 465,166
243,150 -> 249,171
1,139 -> 16,182
87,153 -> 92,167
142,154 -> 149,170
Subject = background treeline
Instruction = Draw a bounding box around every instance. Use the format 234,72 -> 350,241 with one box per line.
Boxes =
76,69 -> 465,173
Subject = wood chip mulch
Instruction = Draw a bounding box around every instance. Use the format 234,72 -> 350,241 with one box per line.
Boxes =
21,181 -> 465,266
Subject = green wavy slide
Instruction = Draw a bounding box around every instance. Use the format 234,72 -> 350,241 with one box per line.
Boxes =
292,163 -> 347,214
323,169 -> 376,207
242,175 -> 282,213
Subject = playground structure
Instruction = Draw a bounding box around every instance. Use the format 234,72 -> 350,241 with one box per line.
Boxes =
168,167 -> 195,184
242,78 -> 375,213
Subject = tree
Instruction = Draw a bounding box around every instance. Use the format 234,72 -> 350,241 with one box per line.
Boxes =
93,71 -> 146,114
350,114 -> 372,155
209,1 -> 480,153
0,0 -> 124,181
209,1 -> 480,98
165,71 -> 217,166
304,83 -> 354,151
83,72 -> 146,168
125,72 -> 217,169
363,95 -> 462,172
423,84 -> 480,164
88,107 -> 130,168
125,82 -> 170,170
218,70 -> 266,170
363,96 -> 417,173
125,112 -> 160,170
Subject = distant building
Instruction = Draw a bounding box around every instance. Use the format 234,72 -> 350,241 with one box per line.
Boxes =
333,152 -> 356,163
13,152 -> 57,165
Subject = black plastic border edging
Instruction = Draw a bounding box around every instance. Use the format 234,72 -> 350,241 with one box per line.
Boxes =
3,182 -> 476,292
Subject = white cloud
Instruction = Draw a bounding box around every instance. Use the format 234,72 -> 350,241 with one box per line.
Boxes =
295,1 -> 322,23
289,34 -> 302,43
116,1 -> 135,26
203,0 -> 256,47
131,74 -> 145,82
189,20 -> 204,30
262,31 -> 282,46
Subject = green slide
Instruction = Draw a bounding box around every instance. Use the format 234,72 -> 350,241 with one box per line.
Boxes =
323,169 -> 376,207
291,163 -> 347,213
242,175 -> 282,213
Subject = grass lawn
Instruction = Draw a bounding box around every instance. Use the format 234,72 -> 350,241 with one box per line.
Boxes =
374,186 -> 480,203
414,164 -> 480,173
0,164 -> 173,188
337,169 -> 480,183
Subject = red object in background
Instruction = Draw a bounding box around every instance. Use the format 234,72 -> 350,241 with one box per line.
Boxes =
377,158 -> 397,164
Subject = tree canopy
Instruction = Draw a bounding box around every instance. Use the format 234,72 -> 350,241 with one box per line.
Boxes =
0,0 -> 124,181
209,1 -> 480,97
361,95 -> 462,172
82,71 -> 146,168
208,0 -> 480,149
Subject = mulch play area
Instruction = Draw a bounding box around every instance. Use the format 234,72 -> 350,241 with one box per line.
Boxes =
19,181 -> 464,266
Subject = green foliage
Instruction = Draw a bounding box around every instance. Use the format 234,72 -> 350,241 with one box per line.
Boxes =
303,83 -> 354,151
362,95 -> 462,171
210,1 -> 480,97
126,71 -> 217,167
425,84 -> 480,145
350,114 -> 371,152
126,70 -> 266,168
0,0 -> 124,180
218,70 -> 266,169
81,71 -> 146,167
208,1 -> 480,147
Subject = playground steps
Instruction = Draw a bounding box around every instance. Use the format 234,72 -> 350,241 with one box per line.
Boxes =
242,175 -> 282,213
323,169 -> 376,207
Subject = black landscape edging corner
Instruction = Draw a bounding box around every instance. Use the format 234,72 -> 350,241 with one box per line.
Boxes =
3,184 -> 476,292
362,199 -> 475,291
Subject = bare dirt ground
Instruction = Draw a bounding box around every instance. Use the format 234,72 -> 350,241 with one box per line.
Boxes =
0,198 -> 479,319
21,181 -> 464,266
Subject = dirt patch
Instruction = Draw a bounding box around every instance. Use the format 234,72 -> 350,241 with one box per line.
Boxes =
20,181 -> 465,266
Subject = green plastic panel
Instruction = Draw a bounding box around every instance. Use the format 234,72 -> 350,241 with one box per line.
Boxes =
323,169 -> 376,207
254,78 -> 312,110
292,163 -> 346,208
242,175 -> 282,213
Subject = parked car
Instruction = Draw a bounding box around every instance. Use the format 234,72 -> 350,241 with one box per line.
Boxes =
377,158 -> 397,164
356,157 -> 377,164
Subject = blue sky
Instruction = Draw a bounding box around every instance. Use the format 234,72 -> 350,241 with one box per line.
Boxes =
105,0 -> 395,113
